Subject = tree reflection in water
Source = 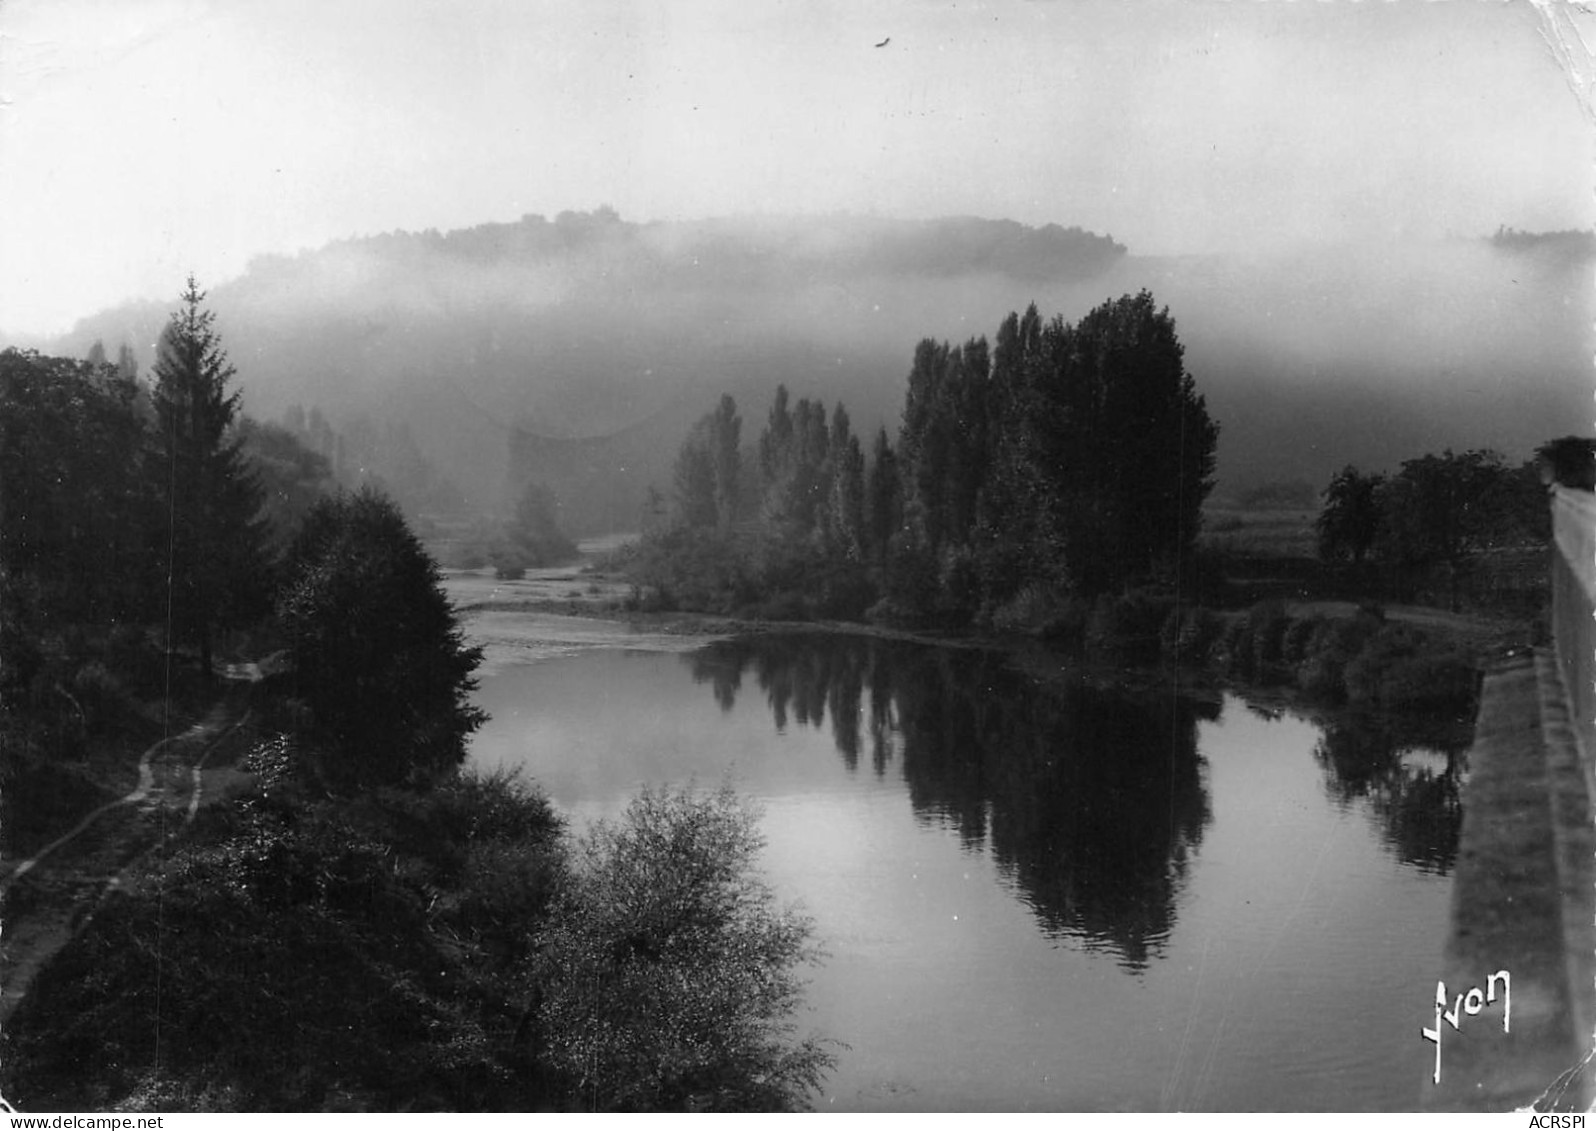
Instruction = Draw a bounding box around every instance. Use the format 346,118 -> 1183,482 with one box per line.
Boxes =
689,634 -> 1468,971
688,634 -> 1215,972
1311,711 -> 1468,874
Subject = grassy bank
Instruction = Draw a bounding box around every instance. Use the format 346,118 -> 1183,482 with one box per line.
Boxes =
444,539 -> 1518,719
3,710 -> 834,1113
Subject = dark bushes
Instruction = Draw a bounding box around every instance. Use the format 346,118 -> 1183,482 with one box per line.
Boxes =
1160,605 -> 1225,664
1342,625 -> 1476,710
1154,599 -> 1476,714
5,769 -> 567,1112
276,488 -> 486,788
1087,591 -> 1176,663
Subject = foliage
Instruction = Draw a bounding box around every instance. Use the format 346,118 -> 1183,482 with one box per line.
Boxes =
492,481 -> 578,575
1187,602 -> 1478,712
672,395 -> 743,533
1376,448 -> 1543,609
880,293 -> 1220,614
236,416 -> 337,552
276,405 -> 469,520
0,348 -> 156,627
1085,590 -> 1177,663
758,388 -> 840,538
636,293 -> 1217,630
866,427 -> 901,567
1342,625 -> 1476,711
4,770 -> 567,1111
961,294 -> 1219,600
1315,465 -> 1385,566
1159,604 -> 1226,664
0,348 -> 179,845
672,430 -> 718,531
535,784 -> 835,1111
629,524 -> 755,614
276,487 -> 485,787
149,277 -> 271,672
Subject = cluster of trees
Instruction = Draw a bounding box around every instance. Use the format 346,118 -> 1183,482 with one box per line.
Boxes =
488,482 -> 578,576
1315,447 -> 1551,609
638,388 -> 887,618
641,291 -> 1219,627
2,279 -> 488,780
1489,225 -> 1596,259
274,403 -> 469,522
432,477 -> 580,576
2,282 -> 272,694
1,349 -> 159,639
893,293 -> 1218,611
4,280 -> 832,1111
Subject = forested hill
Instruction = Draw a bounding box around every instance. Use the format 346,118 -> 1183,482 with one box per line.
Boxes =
43,213 -> 1127,522
37,213 -> 1594,529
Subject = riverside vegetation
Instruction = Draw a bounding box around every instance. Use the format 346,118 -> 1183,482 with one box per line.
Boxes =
618,290 -> 1558,720
1,279 -> 1569,1111
0,282 -> 833,1112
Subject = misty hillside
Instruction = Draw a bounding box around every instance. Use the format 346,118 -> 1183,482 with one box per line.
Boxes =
49,211 -> 1593,533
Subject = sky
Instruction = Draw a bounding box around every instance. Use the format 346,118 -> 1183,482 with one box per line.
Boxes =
1,0 -> 1592,339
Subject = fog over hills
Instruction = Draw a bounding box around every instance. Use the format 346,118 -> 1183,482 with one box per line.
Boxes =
48,212 -> 1593,532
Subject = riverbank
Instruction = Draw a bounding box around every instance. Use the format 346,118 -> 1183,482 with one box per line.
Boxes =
4,554 -> 1528,1111
445,558 -> 1532,725
1,621 -> 835,1112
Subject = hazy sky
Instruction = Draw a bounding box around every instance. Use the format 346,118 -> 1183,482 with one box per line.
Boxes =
2,0 -> 1591,337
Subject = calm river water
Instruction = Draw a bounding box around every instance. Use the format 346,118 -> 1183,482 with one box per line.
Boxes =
468,628 -> 1464,1111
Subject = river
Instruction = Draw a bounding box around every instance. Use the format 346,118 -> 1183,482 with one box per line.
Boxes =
466,619 -> 1464,1111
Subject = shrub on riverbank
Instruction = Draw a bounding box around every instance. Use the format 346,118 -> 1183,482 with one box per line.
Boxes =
993,584 -> 1482,714
1342,624 -> 1476,710
1156,600 -> 1478,713
535,785 -> 836,1111
4,765 -> 837,1113
1086,590 -> 1176,664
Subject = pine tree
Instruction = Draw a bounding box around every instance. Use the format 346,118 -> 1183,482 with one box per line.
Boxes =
149,276 -> 267,677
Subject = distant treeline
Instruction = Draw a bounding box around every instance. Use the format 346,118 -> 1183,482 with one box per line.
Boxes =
272,207 -> 1128,285
630,290 -> 1218,628
1488,225 -> 1596,258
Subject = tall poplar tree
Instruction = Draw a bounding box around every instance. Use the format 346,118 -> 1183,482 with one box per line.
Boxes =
149,277 -> 267,677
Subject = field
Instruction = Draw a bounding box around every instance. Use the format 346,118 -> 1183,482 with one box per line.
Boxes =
1200,506 -> 1318,559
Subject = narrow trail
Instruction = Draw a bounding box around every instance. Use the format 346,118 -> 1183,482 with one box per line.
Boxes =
0,672 -> 262,1031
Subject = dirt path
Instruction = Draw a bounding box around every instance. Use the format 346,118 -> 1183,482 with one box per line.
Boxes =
0,687 -> 257,1030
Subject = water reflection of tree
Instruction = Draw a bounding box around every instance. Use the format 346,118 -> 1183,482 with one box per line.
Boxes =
687,634 -> 1214,971
1311,712 -> 1467,874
